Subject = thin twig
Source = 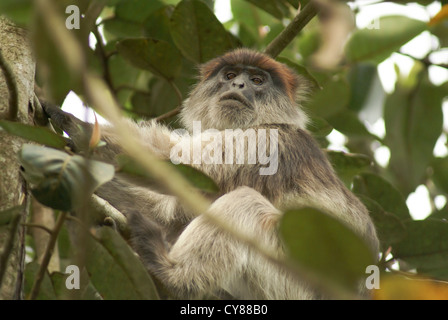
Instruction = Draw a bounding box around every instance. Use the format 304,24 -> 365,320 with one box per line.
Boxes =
92,28 -> 114,92
168,80 -> 183,106
27,211 -> 67,300
264,0 -> 320,58
155,106 -> 181,122
115,84 -> 151,96
398,51 -> 448,70
22,223 -> 54,235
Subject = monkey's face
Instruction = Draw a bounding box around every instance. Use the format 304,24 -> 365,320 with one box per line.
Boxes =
182,66 -> 281,131
180,68 -> 260,131
180,49 -> 309,132
212,65 -> 270,128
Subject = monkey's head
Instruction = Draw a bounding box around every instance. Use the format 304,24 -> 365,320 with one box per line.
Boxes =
180,48 -> 310,131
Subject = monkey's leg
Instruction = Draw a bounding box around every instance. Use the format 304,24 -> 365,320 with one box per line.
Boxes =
128,186 -> 281,299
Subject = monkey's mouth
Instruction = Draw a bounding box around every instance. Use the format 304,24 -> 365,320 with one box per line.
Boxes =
218,93 -> 251,109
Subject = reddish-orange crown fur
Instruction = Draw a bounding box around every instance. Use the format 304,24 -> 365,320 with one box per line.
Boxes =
199,48 -> 300,102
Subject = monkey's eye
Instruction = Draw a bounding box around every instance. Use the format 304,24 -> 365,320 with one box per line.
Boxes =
252,77 -> 263,85
225,72 -> 237,80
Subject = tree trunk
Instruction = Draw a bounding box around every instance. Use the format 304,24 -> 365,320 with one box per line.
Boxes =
0,17 -> 35,300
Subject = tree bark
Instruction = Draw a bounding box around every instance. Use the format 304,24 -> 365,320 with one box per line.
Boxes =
0,17 -> 35,300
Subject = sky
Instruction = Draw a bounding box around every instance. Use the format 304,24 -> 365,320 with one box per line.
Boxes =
62,0 -> 448,220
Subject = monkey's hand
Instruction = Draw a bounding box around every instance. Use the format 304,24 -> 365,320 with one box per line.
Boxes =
41,101 -> 93,152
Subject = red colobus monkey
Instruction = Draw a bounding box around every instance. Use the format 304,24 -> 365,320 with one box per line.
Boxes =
43,48 -> 379,299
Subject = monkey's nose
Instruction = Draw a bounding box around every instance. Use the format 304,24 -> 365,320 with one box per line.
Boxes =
232,81 -> 244,89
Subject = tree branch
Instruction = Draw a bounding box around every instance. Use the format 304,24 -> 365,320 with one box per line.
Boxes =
0,48 -> 19,121
0,211 -> 22,289
264,0 -> 320,58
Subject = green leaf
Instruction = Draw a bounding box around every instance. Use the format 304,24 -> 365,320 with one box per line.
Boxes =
305,77 -> 350,118
280,207 -> 375,291
345,15 -> 427,64
393,219 -> 448,281
117,38 -> 182,81
326,110 -> 374,138
169,0 -> 234,63
347,63 -> 378,112
142,5 -> 175,44
356,195 -> 406,250
116,154 -> 219,194
0,120 -> 67,149
431,19 -> 448,47
33,14 -> 79,104
431,157 -> 448,195
102,19 -> 143,40
384,76 -> 444,195
50,269 -> 101,300
307,115 -> 333,137
0,0 -> 32,26
24,261 -> 57,300
19,144 -> 115,211
115,0 -> 164,23
277,57 -> 321,91
130,91 -> 153,117
296,28 -> 321,62
243,0 -> 290,20
173,163 -> 220,194
145,76 -> 195,117
429,205 -> 448,221
107,50 -> 142,105
86,227 -> 159,300
352,173 -> 411,221
327,150 -> 372,187
231,0 -> 276,47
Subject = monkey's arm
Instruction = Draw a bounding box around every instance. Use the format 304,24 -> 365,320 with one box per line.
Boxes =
42,103 -> 174,159
42,105 -> 192,227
